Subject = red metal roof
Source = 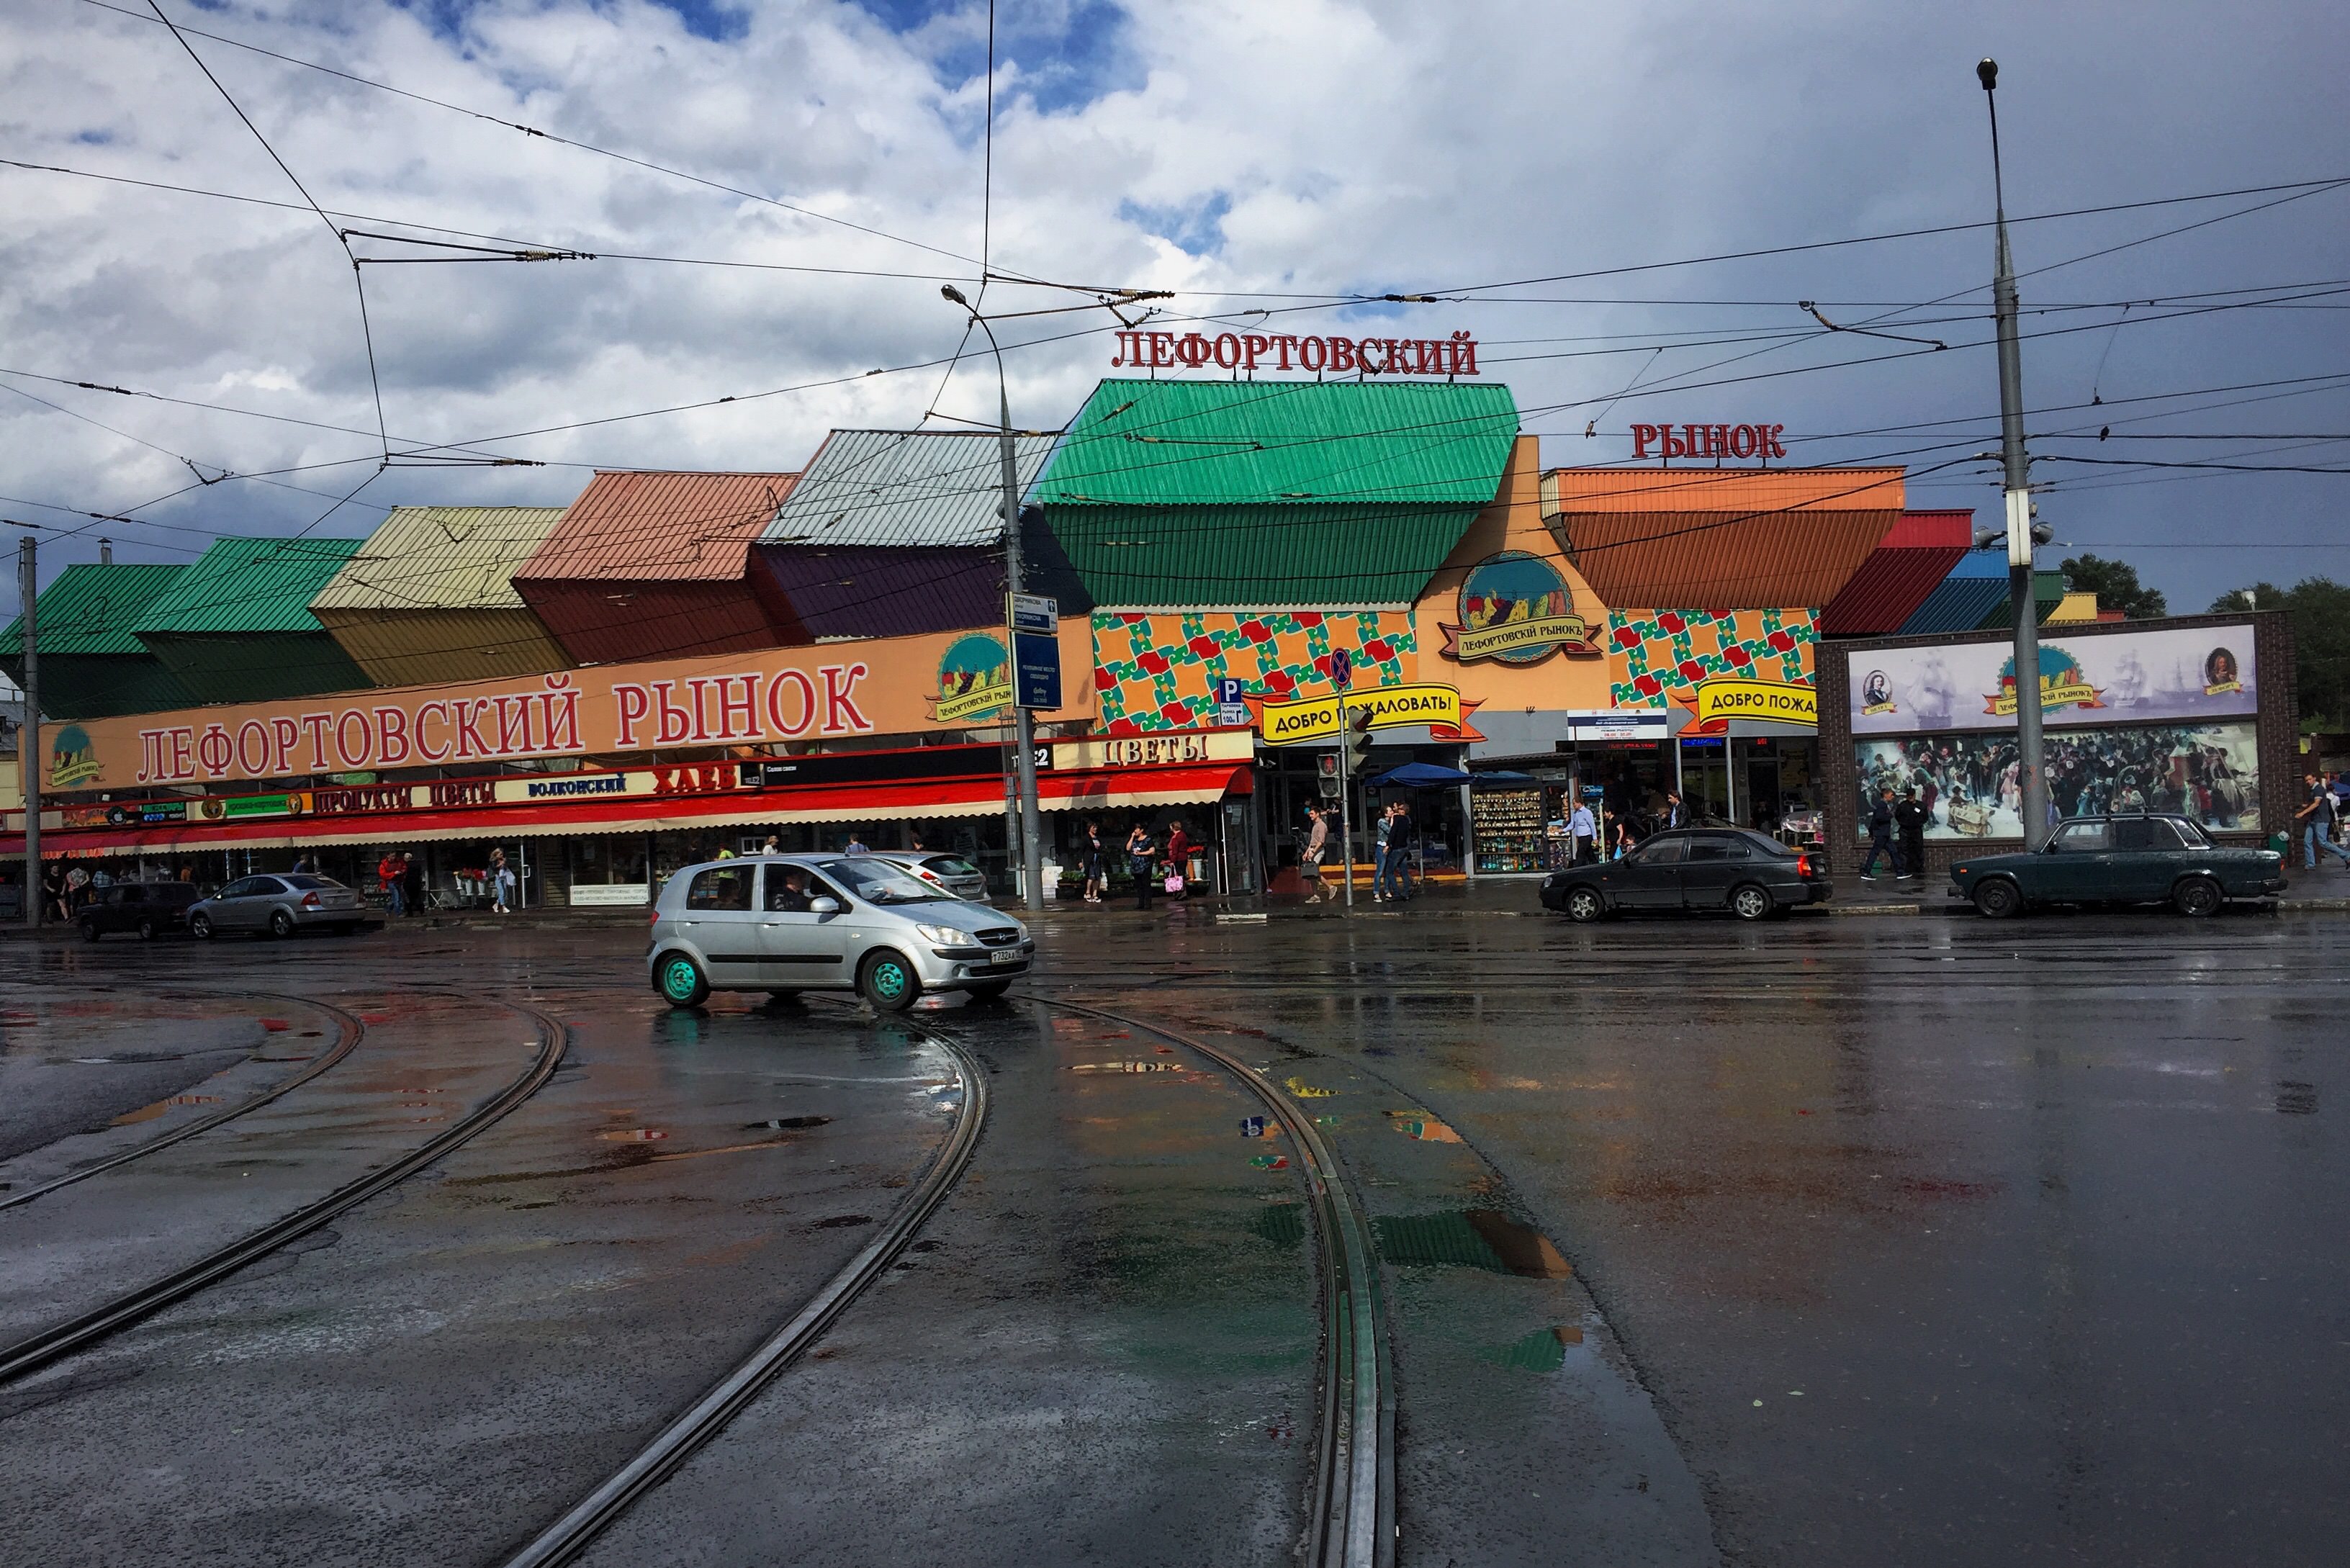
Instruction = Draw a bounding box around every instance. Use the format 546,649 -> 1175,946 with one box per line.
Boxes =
1542,468 -> 1904,610
513,471 -> 804,662
1818,509 -> 1973,635
518,471 -> 800,582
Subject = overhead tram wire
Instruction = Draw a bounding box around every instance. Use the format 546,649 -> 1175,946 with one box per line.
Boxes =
78,0 -> 1048,286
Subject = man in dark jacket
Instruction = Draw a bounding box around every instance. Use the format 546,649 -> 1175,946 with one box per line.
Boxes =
1860,788 -> 1899,880
1894,788 -> 1930,883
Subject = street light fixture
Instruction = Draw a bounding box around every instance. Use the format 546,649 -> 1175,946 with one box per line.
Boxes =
1978,58 -> 2053,849
942,284 -> 1047,911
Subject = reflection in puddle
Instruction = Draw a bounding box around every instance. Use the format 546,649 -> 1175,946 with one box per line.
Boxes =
108,1094 -> 225,1126
1284,1077 -> 1336,1099
598,1129 -> 670,1142
1372,1209 -> 1573,1278
744,1115 -> 833,1130
1387,1109 -> 1462,1143
1248,1153 -> 1289,1171
1069,1060 -> 1187,1074
1251,1202 -> 1305,1248
1480,1323 -> 1586,1374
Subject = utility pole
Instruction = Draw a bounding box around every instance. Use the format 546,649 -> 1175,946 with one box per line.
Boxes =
17,532 -> 39,927
942,284 -> 1045,911
1335,689 -> 1354,910
1979,58 -> 2051,848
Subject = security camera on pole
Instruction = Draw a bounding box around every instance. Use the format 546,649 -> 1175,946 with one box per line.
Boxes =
1977,58 -> 2055,848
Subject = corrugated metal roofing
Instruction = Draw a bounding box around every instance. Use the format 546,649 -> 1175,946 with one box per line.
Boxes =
1542,467 -> 1904,611
2045,590 -> 2099,623
1898,547 -> 2012,634
761,431 -> 1057,548
0,564 -> 198,718
313,507 -> 568,611
1972,569 -> 2067,631
132,536 -> 372,704
1039,379 -> 1518,608
517,471 -> 798,582
1040,379 -> 1518,505
1818,509 -> 1972,636
750,546 -> 1004,641
136,536 -> 366,634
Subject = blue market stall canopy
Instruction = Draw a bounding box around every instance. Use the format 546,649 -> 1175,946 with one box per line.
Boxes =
1369,762 -> 1476,788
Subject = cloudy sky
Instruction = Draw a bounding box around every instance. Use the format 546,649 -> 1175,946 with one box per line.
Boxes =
3,0 -> 2346,618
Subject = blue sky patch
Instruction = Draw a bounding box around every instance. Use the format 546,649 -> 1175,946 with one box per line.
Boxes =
1118,190 -> 1232,258
860,0 -> 1138,116
393,0 -> 747,45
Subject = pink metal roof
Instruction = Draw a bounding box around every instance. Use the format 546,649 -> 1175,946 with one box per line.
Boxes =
1817,509 -> 1973,635
516,471 -> 800,583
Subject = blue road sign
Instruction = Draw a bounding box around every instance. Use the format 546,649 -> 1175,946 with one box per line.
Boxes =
1329,646 -> 1354,690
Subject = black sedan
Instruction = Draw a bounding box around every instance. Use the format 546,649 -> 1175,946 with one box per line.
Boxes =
1949,813 -> 2287,917
1541,828 -> 1832,922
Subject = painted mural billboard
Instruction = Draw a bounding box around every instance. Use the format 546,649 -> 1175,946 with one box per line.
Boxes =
1847,623 -> 2257,736
1854,721 -> 2261,839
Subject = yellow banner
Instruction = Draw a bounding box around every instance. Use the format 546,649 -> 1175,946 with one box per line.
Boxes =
1691,677 -> 1817,726
1984,679 -> 2104,716
1255,683 -> 1469,745
1441,613 -> 1593,662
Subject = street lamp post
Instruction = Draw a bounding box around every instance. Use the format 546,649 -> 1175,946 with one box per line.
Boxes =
1978,58 -> 2052,849
942,286 -> 1046,911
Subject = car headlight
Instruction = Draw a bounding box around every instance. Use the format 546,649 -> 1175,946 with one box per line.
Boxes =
914,923 -> 965,946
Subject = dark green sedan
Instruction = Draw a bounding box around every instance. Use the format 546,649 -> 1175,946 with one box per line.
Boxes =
1948,814 -> 2287,918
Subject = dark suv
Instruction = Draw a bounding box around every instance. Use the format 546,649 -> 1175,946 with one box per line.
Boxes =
77,881 -> 204,942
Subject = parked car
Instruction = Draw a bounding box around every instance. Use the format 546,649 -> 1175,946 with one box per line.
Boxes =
648,854 -> 1032,1013
1948,813 -> 2287,918
870,851 -> 990,903
77,881 -> 203,942
187,873 -> 372,939
1541,828 -> 1832,922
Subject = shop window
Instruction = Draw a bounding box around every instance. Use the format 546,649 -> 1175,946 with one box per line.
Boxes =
685,865 -> 754,911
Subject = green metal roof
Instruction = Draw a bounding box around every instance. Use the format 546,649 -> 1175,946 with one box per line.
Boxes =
1037,378 -> 1518,606
1972,569 -> 2068,631
1,564 -> 186,657
137,536 -> 366,635
1039,378 -> 1518,505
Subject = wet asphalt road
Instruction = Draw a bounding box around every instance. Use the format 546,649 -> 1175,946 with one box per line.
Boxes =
0,901 -> 2342,1567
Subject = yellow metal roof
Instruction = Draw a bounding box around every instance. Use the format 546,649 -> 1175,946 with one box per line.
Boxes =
312,507 -> 569,613
2045,589 -> 2101,623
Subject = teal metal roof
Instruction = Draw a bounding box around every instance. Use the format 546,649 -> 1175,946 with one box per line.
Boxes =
136,536 -> 367,635
1037,379 -> 1518,607
1038,379 -> 1518,506
1,564 -> 186,656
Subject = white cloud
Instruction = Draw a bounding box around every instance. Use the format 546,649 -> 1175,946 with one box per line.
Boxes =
1,0 -> 2344,612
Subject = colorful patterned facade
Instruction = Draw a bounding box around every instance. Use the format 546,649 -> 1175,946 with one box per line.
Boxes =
1092,610 -> 1418,735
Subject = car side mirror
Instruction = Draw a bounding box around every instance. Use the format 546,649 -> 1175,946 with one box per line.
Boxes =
809,896 -> 842,914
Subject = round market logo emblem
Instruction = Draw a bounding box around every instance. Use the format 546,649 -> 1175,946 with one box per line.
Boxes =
48,724 -> 100,788
1984,645 -> 2105,716
1441,551 -> 1592,664
932,633 -> 1011,724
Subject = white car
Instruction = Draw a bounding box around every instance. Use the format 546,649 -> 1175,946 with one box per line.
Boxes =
647,855 -> 1030,1012
869,851 -> 990,903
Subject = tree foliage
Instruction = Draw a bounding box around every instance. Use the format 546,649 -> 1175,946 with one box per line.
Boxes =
2210,577 -> 2350,731
2059,554 -> 2167,619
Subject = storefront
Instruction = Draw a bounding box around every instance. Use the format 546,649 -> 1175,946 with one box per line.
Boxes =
1818,612 -> 2298,875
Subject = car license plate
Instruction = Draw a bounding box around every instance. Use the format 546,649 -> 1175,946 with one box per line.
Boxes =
989,948 -> 1019,965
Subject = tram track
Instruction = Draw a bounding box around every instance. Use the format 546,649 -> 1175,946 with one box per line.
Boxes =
1034,997 -> 1395,1568
0,995 -> 569,1387
500,1000 -> 988,1568
0,991 -> 367,1215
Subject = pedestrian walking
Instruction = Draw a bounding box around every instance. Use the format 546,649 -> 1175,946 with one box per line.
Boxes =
1894,788 -> 1930,884
1125,821 -> 1158,909
1569,798 -> 1596,865
2296,772 -> 2350,870
1301,808 -> 1331,901
845,831 -> 869,855
378,850 -> 406,917
488,847 -> 515,913
40,860 -> 68,924
1386,799 -> 1415,900
1662,790 -> 1688,829
402,852 -> 423,916
1166,819 -> 1193,900
762,834 -> 780,855
1081,821 -> 1107,904
1860,788 -> 1901,880
1371,803 -> 1395,902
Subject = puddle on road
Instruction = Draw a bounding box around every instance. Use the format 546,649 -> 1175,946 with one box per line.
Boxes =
812,1214 -> 873,1229
1283,1076 -> 1337,1099
1480,1323 -> 1588,1374
1387,1109 -> 1463,1143
2277,1081 -> 2318,1115
1251,1202 -> 1306,1248
107,1094 -> 225,1127
744,1115 -> 833,1130
1373,1209 -> 1574,1279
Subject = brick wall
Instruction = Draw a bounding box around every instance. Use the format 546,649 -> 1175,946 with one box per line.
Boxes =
1819,610 -> 2294,878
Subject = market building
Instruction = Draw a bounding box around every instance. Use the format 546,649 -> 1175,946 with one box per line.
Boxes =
309,505 -> 574,687
1,561 -> 197,718
133,536 -> 371,705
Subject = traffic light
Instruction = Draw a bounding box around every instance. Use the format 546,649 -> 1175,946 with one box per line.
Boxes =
1342,704 -> 1374,775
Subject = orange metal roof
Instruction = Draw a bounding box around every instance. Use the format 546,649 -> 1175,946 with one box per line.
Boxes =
1541,467 -> 1904,610
516,471 -> 800,583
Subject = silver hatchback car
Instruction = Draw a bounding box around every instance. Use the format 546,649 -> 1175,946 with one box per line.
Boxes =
647,855 -> 1032,1012
188,873 -> 370,940
870,851 -> 990,903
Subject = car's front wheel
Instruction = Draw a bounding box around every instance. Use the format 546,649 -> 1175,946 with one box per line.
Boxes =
268,910 -> 295,940
189,913 -> 215,940
137,919 -> 158,942
77,919 -> 101,942
654,952 -> 710,1008
858,950 -> 920,1013
1564,886 -> 1606,923
1973,879 -> 2023,919
2173,875 -> 2225,918
1729,883 -> 1774,922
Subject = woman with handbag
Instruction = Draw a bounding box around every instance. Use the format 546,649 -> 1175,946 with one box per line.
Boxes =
1125,821 -> 1157,910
